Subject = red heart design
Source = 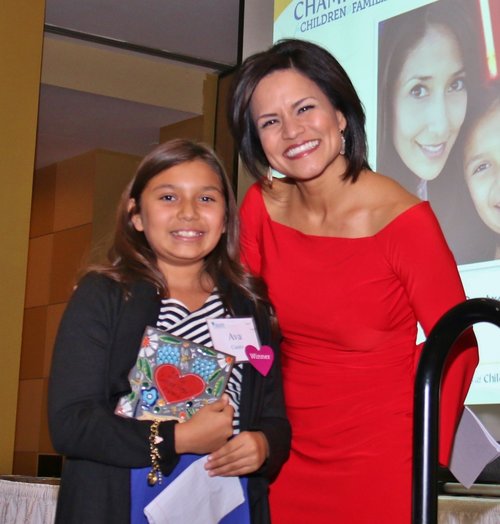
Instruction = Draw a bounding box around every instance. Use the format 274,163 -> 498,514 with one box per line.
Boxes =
155,364 -> 205,403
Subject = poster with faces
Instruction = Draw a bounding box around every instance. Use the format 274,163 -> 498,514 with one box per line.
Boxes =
274,0 -> 500,405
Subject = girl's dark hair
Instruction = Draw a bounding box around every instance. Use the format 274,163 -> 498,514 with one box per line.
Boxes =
228,38 -> 370,183
462,81 -> 500,152
376,0 -> 483,191
90,139 -> 271,314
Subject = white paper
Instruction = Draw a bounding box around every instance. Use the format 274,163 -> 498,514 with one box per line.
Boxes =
206,317 -> 260,362
144,457 -> 244,524
449,406 -> 500,488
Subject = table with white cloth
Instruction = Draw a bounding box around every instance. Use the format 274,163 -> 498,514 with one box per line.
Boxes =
439,495 -> 500,523
0,476 -> 59,524
1,476 -> 500,524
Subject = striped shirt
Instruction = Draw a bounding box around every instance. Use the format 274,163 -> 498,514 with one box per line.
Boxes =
156,292 -> 243,433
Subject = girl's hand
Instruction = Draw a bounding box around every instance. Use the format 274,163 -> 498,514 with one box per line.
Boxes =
174,394 -> 234,454
204,431 -> 269,477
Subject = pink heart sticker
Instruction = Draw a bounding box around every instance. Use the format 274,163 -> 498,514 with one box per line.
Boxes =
245,345 -> 274,376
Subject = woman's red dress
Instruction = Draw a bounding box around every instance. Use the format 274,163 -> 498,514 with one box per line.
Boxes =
240,183 -> 478,523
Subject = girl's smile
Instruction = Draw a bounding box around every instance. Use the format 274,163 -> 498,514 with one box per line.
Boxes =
130,159 -> 226,273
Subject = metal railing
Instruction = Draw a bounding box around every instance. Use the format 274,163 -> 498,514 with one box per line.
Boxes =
412,297 -> 500,523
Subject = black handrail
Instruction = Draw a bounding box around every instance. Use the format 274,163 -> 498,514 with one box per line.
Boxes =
412,297 -> 500,524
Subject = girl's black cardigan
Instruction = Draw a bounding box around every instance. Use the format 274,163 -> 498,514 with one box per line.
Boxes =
49,273 -> 291,523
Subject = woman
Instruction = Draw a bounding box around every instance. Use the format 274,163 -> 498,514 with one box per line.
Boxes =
377,0 -> 480,197
463,83 -> 500,261
48,139 -> 290,523
229,39 -> 478,523
377,0 -> 485,264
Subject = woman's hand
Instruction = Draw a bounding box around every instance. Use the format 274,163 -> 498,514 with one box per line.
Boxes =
204,430 -> 269,477
174,394 -> 234,454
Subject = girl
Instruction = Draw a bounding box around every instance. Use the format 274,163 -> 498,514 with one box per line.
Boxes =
48,139 -> 290,523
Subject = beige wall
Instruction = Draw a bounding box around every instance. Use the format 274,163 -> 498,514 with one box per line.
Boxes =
0,0 -> 270,475
236,0 -> 274,204
0,0 -> 45,474
14,150 -> 139,476
42,36 -> 207,115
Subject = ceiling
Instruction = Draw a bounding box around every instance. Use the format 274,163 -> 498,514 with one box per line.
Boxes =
35,0 -> 242,169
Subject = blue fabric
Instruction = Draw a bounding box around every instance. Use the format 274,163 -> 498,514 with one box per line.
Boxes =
130,454 -> 250,524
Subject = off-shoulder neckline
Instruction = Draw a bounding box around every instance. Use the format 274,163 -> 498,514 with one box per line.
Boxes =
253,184 -> 429,240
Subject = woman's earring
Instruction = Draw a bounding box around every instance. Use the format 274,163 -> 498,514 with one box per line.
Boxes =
266,166 -> 273,187
340,129 -> 346,155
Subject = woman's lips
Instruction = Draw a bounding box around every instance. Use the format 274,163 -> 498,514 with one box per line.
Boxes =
284,139 -> 320,159
417,142 -> 446,159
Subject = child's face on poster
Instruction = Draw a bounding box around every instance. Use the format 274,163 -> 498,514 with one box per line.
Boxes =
464,104 -> 500,236
392,24 -> 467,181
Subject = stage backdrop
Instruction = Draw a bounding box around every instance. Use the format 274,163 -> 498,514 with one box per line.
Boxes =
273,0 -> 500,409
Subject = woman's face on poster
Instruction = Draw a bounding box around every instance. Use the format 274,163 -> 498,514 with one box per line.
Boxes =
392,24 -> 467,181
464,104 -> 500,235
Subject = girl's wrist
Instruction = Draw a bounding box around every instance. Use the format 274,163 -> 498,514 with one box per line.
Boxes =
174,420 -> 190,454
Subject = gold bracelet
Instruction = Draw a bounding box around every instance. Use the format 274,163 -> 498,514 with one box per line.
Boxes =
147,419 -> 162,486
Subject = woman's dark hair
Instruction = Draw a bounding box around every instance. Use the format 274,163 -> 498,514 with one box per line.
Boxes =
376,0 -> 483,192
228,38 -> 370,183
90,139 -> 271,314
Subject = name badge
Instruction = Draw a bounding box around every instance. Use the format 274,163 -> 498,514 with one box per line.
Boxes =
206,317 -> 260,362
